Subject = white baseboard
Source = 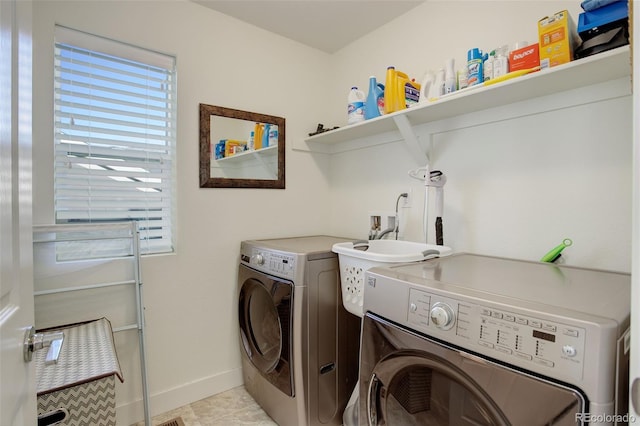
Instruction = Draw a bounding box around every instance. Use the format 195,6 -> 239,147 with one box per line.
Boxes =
116,367 -> 243,425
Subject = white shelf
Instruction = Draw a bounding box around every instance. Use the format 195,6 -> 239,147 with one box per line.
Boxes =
215,144 -> 278,163
303,46 -> 630,153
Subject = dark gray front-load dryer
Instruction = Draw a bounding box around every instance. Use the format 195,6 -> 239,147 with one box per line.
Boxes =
238,236 -> 360,426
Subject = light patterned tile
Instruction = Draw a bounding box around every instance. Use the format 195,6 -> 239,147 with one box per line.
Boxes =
190,386 -> 262,421
191,386 -> 256,417
130,385 -> 273,426
198,403 -> 277,426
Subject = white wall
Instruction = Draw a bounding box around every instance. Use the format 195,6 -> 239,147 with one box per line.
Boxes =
325,1 -> 632,273
31,1 -> 334,423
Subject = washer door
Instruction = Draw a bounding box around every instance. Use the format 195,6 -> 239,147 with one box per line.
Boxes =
361,313 -> 585,426
238,265 -> 293,396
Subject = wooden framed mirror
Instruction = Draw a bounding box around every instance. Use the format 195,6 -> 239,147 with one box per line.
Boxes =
199,103 -> 285,188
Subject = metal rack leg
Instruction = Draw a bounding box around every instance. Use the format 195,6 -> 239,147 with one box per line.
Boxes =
132,222 -> 152,426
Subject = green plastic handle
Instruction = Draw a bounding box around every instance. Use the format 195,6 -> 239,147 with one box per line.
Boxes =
541,238 -> 573,263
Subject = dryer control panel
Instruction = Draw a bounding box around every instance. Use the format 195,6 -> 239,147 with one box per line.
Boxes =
407,288 -> 587,382
242,248 -> 296,279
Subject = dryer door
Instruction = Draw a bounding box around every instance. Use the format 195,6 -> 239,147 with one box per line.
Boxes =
238,264 -> 293,396
361,313 -> 585,426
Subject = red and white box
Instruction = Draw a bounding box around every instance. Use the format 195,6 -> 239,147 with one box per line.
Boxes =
509,43 -> 540,72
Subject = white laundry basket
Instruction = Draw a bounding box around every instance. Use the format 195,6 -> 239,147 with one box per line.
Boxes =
332,240 -> 452,317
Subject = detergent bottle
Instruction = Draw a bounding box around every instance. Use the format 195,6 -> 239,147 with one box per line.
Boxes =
419,71 -> 435,104
431,69 -> 445,99
404,79 -> 421,108
253,123 -> 263,150
347,87 -> 365,124
384,66 -> 397,114
262,123 -> 271,147
364,76 -> 384,120
394,70 -> 410,111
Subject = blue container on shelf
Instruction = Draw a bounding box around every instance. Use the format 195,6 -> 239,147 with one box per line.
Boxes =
575,0 -> 628,59
578,0 -> 628,37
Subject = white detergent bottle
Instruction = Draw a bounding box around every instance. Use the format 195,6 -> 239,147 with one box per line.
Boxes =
347,87 -> 365,124
419,71 -> 435,104
428,69 -> 445,99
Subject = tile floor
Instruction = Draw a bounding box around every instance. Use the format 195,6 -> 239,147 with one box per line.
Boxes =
132,386 -> 277,426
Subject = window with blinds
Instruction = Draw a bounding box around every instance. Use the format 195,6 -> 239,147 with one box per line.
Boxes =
54,26 -> 176,255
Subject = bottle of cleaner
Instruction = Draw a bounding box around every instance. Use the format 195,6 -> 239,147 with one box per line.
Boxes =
347,87 -> 365,124
268,125 -> 278,146
444,58 -> 456,94
467,48 -> 484,87
364,76 -> 384,120
484,50 -> 495,82
457,68 -> 468,90
247,130 -> 255,151
493,45 -> 509,78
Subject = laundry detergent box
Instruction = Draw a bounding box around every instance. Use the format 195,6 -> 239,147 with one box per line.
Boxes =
538,10 -> 579,69
509,43 -> 540,72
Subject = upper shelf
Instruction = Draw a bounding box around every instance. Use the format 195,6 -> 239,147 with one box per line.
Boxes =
305,46 -> 630,147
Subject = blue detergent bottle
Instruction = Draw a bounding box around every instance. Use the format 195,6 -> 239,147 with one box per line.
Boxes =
262,124 -> 271,147
364,76 -> 385,120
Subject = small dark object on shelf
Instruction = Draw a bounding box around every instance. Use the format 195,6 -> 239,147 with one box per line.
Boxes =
309,123 -> 339,136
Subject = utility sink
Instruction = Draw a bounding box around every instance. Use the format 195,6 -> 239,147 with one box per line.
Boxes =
332,240 -> 452,317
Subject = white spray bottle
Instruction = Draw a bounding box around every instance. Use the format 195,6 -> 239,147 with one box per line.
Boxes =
444,59 -> 456,94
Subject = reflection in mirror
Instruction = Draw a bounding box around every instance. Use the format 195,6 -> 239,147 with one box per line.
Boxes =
199,104 -> 285,188
210,116 -> 279,179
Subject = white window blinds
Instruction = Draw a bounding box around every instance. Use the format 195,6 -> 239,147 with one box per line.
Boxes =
54,26 -> 176,254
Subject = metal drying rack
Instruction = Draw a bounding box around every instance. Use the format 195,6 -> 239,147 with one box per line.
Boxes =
32,221 -> 151,426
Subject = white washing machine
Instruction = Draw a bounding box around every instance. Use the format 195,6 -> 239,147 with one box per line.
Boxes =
238,236 -> 360,426
360,253 -> 631,425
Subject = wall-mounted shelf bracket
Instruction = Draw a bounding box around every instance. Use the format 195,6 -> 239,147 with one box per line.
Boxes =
392,114 -> 429,166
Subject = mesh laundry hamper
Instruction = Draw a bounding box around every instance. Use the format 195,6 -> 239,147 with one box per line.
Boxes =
36,318 -> 123,426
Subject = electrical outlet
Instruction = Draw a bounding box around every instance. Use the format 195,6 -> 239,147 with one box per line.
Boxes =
401,189 -> 412,208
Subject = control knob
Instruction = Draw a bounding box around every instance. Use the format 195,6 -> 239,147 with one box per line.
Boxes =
430,302 -> 456,330
562,345 -> 577,357
252,253 -> 265,265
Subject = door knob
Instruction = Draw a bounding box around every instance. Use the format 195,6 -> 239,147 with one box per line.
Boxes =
23,326 -> 64,365
632,378 -> 640,415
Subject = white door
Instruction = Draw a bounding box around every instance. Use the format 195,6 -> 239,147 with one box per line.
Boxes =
0,0 -> 36,425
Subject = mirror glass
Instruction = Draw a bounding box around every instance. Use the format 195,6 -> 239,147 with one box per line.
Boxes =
200,104 -> 285,188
